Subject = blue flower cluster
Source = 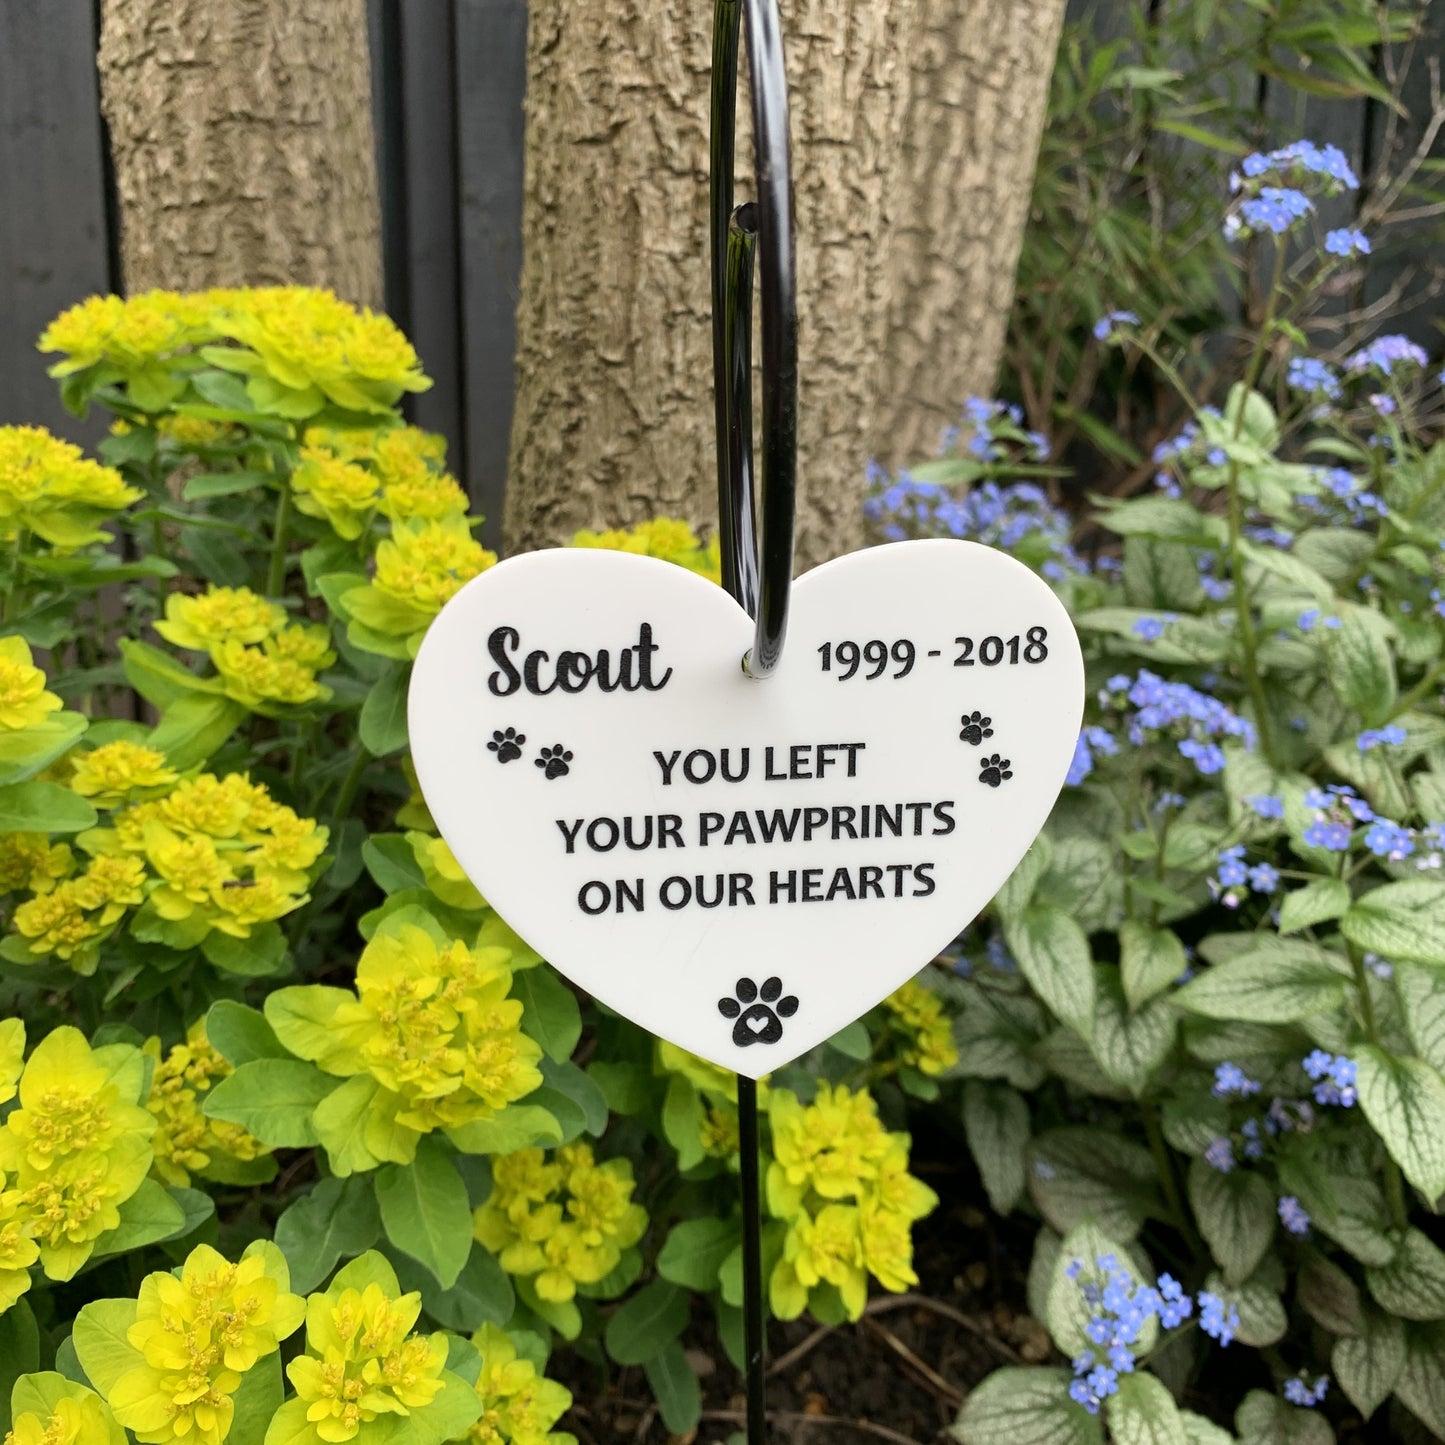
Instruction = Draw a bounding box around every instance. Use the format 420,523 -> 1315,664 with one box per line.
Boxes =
1346,334 -> 1429,375
1211,846 -> 1280,907
1225,140 -> 1360,243
1294,467 -> 1388,525
1301,784 -> 1422,860
1324,229 -> 1370,258
1284,1375 -> 1329,1407
1247,793 -> 1285,819
1297,608 -> 1342,632
1303,1050 -> 1358,1108
1239,140 -> 1359,191
1065,725 -> 1119,786
1101,671 -> 1256,776
1093,310 -> 1139,342
1277,1196 -> 1311,1237
1213,1062 -> 1261,1099
1358,723 -> 1407,752
1286,356 -> 1342,401
1064,1256 -> 1238,1415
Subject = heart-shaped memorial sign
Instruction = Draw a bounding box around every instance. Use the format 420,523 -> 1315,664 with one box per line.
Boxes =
408,539 -> 1084,1075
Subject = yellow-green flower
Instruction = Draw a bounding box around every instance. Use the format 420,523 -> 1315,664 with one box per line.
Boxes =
473,1143 -> 646,1303
156,587 -> 287,652
766,1083 -> 893,1213
345,519 -> 495,642
0,1189 -> 40,1312
466,1326 -> 575,1445
0,833 -> 73,895
770,1204 -> 867,1321
0,636 -> 62,731
11,883 -> 104,968
0,427 -> 142,547
882,978 -> 958,1076
68,742 -> 178,808
3,1378 -> 124,1445
277,1256 -> 461,1445
407,833 -> 484,910
40,290 -> 220,374
292,444 -> 381,541
106,1243 -> 305,1445
570,518 -> 720,585
146,1022 -> 271,1188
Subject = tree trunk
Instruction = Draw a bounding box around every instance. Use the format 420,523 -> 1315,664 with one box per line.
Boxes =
871,0 -> 1069,468
96,0 -> 382,307
505,0 -> 1067,570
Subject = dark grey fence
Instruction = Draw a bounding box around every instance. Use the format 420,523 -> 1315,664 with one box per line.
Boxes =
2,0 -> 1442,545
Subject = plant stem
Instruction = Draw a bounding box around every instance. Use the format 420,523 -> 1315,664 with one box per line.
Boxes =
1347,940 -> 1409,1230
1140,1100 -> 1206,1258
267,486 -> 292,598
332,745 -> 371,827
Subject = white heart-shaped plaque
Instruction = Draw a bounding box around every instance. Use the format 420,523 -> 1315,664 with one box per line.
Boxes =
408,539 -> 1083,1075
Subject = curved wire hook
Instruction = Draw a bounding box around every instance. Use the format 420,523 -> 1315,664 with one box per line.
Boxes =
710,0 -> 798,679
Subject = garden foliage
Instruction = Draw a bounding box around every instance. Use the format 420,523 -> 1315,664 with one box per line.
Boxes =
0,286 -> 948,1445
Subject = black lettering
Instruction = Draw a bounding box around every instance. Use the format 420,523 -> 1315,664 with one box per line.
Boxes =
585,817 -> 619,852
790,744 -> 811,779
557,651 -> 594,693
885,863 -> 909,897
695,873 -> 725,909
831,805 -> 858,841
683,749 -> 716,784
765,747 -> 786,780
578,881 -> 610,914
616,878 -> 645,912
825,866 -> 857,901
623,816 -> 653,850
591,648 -> 619,693
875,803 -> 903,838
636,623 -> 673,691
859,865 -> 884,899
801,867 -> 825,901
659,814 -> 684,848
699,812 -> 725,845
523,649 -> 559,695
756,808 -> 800,843
660,876 -> 691,910
720,747 -> 750,782
725,811 -> 757,845
654,750 -> 681,785
770,870 -> 797,903
729,873 -> 756,906
556,818 -> 584,854
803,806 -> 829,841
487,626 -> 521,696
932,801 -> 955,835
912,862 -> 936,896
906,802 -> 928,835
842,742 -> 865,776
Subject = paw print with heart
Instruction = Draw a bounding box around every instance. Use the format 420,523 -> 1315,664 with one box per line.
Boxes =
959,711 -> 994,746
487,726 -> 526,763
718,976 -> 798,1045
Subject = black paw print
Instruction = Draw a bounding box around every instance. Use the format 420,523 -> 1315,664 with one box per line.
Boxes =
978,753 -> 1013,788
487,727 -> 526,763
959,711 -> 994,746
535,744 -> 573,780
718,976 -> 798,1046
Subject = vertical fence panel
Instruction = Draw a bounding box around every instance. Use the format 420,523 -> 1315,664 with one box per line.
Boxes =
0,0 -> 113,441
454,0 -> 528,551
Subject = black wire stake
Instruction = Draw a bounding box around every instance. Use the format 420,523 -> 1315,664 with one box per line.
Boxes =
709,1 -> 797,1441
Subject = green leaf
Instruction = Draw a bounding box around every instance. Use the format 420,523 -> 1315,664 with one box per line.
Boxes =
1178,1411 -> 1235,1445
205,1001 -> 290,1066
72,1298 -> 143,1394
531,1058 -> 608,1138
1356,1045 -> 1445,1197
0,713 -> 88,787
181,470 -> 275,500
1297,1253 -> 1364,1336
1327,609 -> 1397,724
202,924 -> 289,977
1106,1371 -> 1188,1445
119,638 -> 220,707
1366,1227 -> 1445,1321
1088,968 -> 1176,1095
1397,964 -> 1445,1074
1397,1321 -> 1445,1436
1277,878 -> 1352,935
362,836 -> 426,895
658,1217 -> 738,1291
275,1177 -> 382,1293
1333,1308 -> 1406,1418
0,1301 -> 39,1435
1188,1158 -> 1275,1285
202,1059 -> 335,1147
1028,1128 -> 1159,1240
827,1019 -> 871,1060
962,1080 -> 1030,1215
1205,1268 -> 1287,1348
358,665 -> 410,756
993,836 -> 1054,921
92,1178 -> 185,1257
147,694 -> 248,770
1341,881 -> 1445,968
645,1339 -> 702,1435
0,781 -> 96,834
228,1352 -> 283,1445
1174,943 -> 1347,1023
375,1135 -> 472,1288
394,1241 -> 514,1332
950,1367 -> 1103,1445
1119,921 -> 1187,1010
447,1103 -> 562,1155
604,1281 -> 690,1365
1005,906 -> 1096,1036
406,1373 -> 483,1445
1046,1222 -> 1157,1356
512,968 -> 582,1062
1234,1388 -> 1334,1443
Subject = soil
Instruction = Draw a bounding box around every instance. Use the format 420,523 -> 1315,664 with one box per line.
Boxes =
556,1145 -> 1043,1445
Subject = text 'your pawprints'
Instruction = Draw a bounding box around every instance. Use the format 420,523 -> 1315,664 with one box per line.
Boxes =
558,740 -> 954,916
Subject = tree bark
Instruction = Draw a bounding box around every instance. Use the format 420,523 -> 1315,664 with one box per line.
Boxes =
505,0 -> 1067,569
97,0 -> 383,307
